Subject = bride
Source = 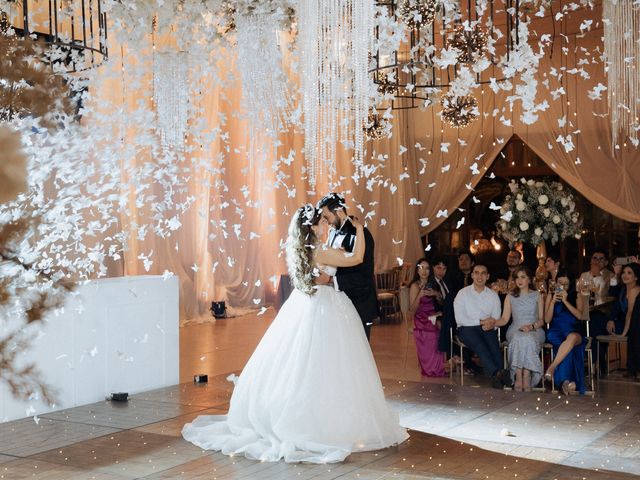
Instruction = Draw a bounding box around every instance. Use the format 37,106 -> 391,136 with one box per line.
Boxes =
182,204 -> 408,463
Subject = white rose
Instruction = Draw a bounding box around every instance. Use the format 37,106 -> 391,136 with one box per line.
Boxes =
535,181 -> 544,188
543,208 -> 550,217
552,215 -> 561,224
560,198 -> 568,207
516,200 -> 526,211
534,227 -> 543,236
538,195 -> 549,205
520,177 -> 527,184
557,184 -> 564,191
527,179 -> 535,186
516,193 -> 523,200
574,233 -> 581,239
520,222 -> 530,231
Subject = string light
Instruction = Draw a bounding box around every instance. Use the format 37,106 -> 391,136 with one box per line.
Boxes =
398,0 -> 439,28
449,23 -> 488,64
441,94 -> 479,127
363,110 -> 391,139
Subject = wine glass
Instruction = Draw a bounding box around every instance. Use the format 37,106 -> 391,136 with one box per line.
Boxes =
578,277 -> 592,297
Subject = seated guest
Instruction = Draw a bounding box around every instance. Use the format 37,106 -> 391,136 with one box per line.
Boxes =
453,264 -> 510,388
408,258 -> 446,377
579,249 -> 615,307
431,257 -> 452,347
627,279 -> 640,381
543,251 -> 562,294
452,251 -> 475,294
431,257 -> 450,306
496,249 -> 524,286
609,255 -> 639,298
434,256 -> 478,374
493,267 -> 545,392
580,248 -> 615,371
607,263 -> 640,336
544,269 -> 589,395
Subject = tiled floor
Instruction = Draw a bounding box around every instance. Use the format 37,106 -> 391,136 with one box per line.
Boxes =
1,310 -> 639,479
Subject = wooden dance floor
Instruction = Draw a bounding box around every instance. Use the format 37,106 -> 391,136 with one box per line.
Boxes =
1,309 -> 639,479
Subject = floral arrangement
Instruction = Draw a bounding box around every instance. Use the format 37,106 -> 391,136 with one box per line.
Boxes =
496,178 -> 582,247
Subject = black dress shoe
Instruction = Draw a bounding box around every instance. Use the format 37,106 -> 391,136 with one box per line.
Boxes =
497,369 -> 513,388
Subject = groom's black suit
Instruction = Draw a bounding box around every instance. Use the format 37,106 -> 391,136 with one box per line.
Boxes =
330,219 -> 379,341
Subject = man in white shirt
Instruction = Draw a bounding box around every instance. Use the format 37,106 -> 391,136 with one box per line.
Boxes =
454,264 -> 510,389
580,249 -> 615,373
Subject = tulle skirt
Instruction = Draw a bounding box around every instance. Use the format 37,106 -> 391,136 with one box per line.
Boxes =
182,286 -> 408,463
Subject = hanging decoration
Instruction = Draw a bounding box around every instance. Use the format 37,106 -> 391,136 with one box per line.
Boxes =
234,8 -> 297,136
153,51 -> 190,151
603,0 -> 640,145
0,0 -> 108,72
363,109 -> 391,139
398,0 -> 439,28
298,0 -> 374,187
449,23 -> 488,64
440,93 -> 478,127
370,0 -> 514,110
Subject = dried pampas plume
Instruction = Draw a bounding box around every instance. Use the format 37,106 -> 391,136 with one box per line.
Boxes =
0,215 -> 73,404
0,126 -> 27,203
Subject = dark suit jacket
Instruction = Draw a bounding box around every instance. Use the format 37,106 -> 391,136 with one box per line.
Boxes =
434,276 -> 456,353
331,220 -> 379,324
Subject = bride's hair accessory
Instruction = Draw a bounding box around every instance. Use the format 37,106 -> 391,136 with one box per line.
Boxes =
286,204 -> 321,295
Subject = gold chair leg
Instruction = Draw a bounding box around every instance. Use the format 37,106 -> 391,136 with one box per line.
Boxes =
459,344 -> 464,386
588,348 -> 594,393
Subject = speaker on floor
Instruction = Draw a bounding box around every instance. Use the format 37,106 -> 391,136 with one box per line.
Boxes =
211,301 -> 227,318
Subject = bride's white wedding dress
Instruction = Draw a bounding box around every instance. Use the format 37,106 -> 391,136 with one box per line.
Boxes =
182,283 -> 408,463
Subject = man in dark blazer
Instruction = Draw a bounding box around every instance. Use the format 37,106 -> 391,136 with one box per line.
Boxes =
317,193 -> 379,340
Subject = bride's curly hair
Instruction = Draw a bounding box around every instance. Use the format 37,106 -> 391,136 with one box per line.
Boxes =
286,204 -> 321,295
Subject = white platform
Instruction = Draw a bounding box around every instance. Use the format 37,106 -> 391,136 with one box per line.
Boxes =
1,275 -> 179,422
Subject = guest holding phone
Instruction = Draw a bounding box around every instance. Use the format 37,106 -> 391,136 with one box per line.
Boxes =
409,258 -> 446,377
544,270 -> 589,395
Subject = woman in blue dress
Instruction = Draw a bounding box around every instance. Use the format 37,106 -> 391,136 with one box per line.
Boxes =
543,269 -> 589,395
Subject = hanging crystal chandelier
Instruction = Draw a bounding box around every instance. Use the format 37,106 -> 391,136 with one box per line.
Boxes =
603,0 -> 640,146
370,0 -> 521,111
0,0 -> 108,72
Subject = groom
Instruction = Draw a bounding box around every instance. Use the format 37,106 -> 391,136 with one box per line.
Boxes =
317,193 -> 379,340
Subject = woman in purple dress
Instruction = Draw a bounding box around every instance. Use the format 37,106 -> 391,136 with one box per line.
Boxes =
408,258 -> 446,377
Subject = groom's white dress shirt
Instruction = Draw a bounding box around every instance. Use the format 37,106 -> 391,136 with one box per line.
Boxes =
327,218 -> 352,291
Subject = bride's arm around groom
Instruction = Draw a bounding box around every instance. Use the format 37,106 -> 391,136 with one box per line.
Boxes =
314,220 -> 365,268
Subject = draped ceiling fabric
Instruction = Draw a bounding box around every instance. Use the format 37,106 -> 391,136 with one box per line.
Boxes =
90,3 -> 639,320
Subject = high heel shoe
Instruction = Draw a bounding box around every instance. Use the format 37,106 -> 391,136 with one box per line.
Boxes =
560,380 -> 576,396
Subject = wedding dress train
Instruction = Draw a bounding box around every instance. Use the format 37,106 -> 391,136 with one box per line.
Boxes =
182,285 -> 408,463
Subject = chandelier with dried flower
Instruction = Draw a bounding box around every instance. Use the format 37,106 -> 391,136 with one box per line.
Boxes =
398,0 -> 438,28
370,0 -> 523,111
449,23 -> 488,64
363,110 -> 391,139
0,0 -> 108,72
440,93 -> 478,128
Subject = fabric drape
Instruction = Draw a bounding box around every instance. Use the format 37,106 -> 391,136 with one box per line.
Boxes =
82,5 -> 639,319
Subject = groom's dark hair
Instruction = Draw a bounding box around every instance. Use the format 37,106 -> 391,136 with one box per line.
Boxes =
317,192 -> 347,213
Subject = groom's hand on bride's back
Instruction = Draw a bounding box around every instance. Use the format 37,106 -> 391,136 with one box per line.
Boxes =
314,272 -> 333,285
